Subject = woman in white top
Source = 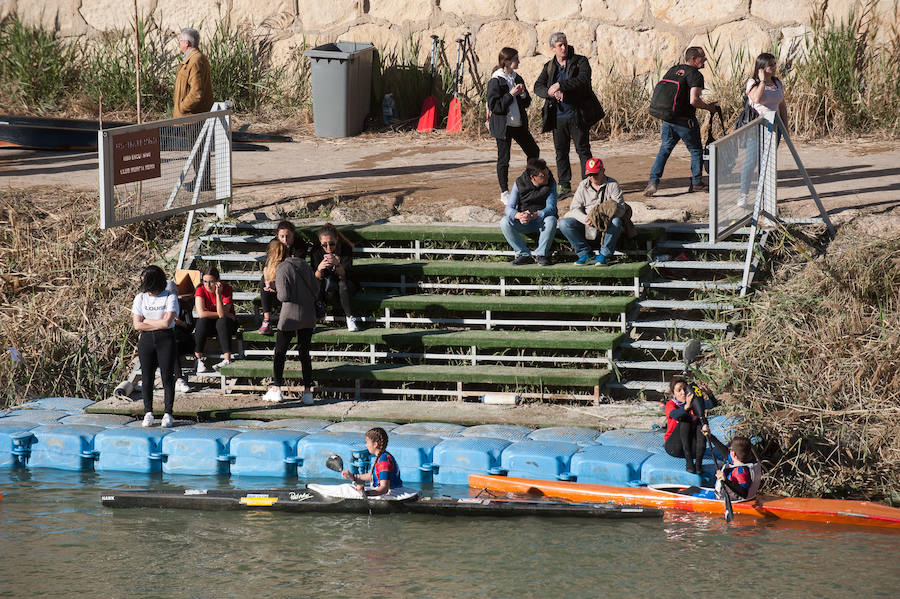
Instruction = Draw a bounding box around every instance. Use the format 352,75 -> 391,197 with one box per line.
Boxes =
131,265 -> 178,427
487,47 -> 540,204
740,53 -> 789,205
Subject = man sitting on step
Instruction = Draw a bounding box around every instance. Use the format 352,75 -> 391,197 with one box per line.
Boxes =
499,157 -> 558,266
558,157 -> 636,266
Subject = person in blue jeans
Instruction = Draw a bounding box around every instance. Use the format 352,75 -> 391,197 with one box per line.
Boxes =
559,157 -> 634,266
499,157 -> 558,266
644,47 -> 719,196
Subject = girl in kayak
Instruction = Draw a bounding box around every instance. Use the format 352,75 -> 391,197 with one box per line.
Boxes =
664,376 -> 716,473
341,427 -> 403,497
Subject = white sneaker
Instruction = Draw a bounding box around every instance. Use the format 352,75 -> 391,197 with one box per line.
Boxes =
142,412 -> 154,427
195,360 -> 210,374
500,190 -> 509,205
302,391 -> 314,406
212,358 -> 232,371
174,378 -> 190,393
737,193 -> 749,208
346,316 -> 360,332
161,413 -> 174,428
262,387 -> 283,403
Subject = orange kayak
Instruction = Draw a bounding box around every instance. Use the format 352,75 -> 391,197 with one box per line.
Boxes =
469,475 -> 900,529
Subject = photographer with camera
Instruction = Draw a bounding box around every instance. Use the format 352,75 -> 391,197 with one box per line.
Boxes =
664,376 -> 717,474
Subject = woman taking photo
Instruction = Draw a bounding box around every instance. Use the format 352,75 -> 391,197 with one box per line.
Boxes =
131,265 -> 178,428
193,266 -> 238,372
487,47 -> 540,205
664,376 -> 715,473
262,242 -> 318,405
310,223 -> 359,331
739,52 -> 789,207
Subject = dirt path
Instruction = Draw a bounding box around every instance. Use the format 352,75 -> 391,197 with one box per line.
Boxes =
2,132 -> 898,233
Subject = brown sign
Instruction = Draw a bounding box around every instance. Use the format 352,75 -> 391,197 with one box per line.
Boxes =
112,128 -> 161,185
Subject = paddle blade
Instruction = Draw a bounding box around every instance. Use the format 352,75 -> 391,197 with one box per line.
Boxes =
417,96 -> 436,132
682,338 -> 701,367
325,454 -> 343,473
446,97 -> 462,133
724,494 -> 734,522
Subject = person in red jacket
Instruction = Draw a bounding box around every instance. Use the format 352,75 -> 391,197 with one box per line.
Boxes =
664,376 -> 715,473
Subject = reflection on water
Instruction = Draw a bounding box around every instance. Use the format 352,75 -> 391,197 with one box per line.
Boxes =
1,470 -> 898,598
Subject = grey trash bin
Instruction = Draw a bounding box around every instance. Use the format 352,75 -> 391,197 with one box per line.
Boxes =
304,41 -> 375,138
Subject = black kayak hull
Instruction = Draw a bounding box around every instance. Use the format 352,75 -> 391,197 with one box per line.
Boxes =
100,487 -> 662,519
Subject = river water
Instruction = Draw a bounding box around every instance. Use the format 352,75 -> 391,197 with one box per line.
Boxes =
1,469 -> 897,598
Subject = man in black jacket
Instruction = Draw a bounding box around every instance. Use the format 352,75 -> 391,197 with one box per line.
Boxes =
534,32 -> 596,196
499,157 -> 558,266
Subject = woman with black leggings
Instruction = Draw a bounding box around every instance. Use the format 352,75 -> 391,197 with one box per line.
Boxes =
131,265 -> 178,428
664,376 -> 715,473
193,266 -> 238,372
262,246 -> 318,405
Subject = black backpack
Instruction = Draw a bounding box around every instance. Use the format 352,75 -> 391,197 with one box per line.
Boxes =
649,65 -> 693,122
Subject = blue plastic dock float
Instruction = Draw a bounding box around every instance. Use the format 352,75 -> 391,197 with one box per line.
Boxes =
325,420 -> 398,434
570,445 -> 654,485
94,428 -> 174,473
296,432 -> 368,479
161,429 -> 240,476
461,424 -> 531,442
1,410 -> 69,425
59,414 -> 136,427
386,434 -> 442,484
27,424 -> 104,471
0,421 -> 39,467
230,430 -> 308,477
500,440 -> 580,481
17,397 -> 94,412
391,422 -> 466,438
259,419 -> 333,433
640,452 -> 715,486
431,437 -> 511,485
527,427 -> 600,445
596,429 -> 665,453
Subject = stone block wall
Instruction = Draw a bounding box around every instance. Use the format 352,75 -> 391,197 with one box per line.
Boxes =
3,0 -> 897,88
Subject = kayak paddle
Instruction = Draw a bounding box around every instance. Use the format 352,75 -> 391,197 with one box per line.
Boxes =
446,37 -> 464,133
416,35 -> 440,132
683,339 -> 732,521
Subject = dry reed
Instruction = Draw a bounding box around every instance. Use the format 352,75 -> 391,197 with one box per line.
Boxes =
0,188 -> 183,406
709,225 -> 900,503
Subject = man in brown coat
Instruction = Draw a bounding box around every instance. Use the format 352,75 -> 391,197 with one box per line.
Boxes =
174,28 -> 213,117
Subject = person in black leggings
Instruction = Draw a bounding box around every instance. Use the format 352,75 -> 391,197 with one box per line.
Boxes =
131,265 -> 178,428
193,266 -> 239,372
663,376 -> 716,473
262,250 -> 318,405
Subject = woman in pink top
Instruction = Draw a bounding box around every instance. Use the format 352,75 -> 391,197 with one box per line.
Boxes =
739,53 -> 789,206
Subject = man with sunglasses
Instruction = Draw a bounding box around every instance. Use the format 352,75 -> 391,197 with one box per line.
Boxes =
499,157 -> 558,266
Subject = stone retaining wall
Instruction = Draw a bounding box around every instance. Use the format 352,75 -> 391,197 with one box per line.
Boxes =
5,0 -> 897,85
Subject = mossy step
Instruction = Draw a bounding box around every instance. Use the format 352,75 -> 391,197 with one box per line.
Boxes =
353,258 -> 648,280
242,327 -> 625,351
220,360 -> 609,387
217,222 -> 664,245
352,293 -> 635,315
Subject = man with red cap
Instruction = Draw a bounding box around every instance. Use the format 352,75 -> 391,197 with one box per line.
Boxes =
558,157 -> 634,265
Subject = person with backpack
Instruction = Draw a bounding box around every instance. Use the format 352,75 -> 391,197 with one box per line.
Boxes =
534,32 -> 604,197
738,52 -> 789,207
645,47 -> 719,197
487,47 -> 540,205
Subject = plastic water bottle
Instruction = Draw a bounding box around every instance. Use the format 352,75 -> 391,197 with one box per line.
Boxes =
382,93 -> 397,124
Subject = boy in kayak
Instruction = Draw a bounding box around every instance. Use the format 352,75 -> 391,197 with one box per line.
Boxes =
341,427 -> 403,497
703,431 -> 761,501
